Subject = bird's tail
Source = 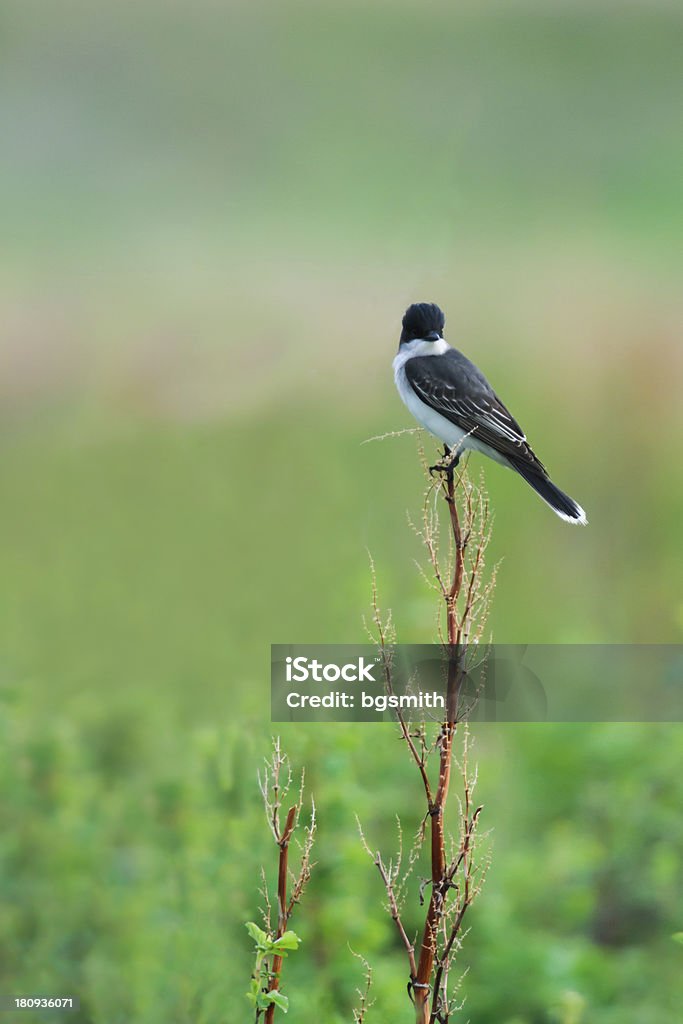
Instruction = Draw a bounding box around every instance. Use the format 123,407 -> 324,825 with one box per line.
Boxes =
511,460 -> 587,525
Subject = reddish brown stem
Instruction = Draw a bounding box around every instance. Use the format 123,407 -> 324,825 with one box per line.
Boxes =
412,471 -> 466,1024
264,805 -> 297,1024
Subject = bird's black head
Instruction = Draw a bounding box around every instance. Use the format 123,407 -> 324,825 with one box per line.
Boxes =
400,302 -> 446,346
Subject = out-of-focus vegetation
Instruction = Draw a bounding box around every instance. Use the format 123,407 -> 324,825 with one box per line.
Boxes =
0,1 -> 681,1021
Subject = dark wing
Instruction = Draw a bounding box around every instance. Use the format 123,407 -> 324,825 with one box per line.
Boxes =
405,349 -> 548,474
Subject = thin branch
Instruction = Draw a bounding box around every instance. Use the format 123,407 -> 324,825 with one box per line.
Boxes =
361,427 -> 423,445
350,949 -> 375,1023
358,816 -> 418,981
368,553 -> 435,804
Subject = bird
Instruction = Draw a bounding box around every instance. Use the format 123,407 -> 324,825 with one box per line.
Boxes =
393,301 -> 587,524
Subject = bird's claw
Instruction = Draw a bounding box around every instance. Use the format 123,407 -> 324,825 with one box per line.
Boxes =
430,444 -> 455,476
430,452 -> 460,476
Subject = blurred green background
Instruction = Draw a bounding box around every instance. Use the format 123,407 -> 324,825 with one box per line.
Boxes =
1,2 -> 682,1021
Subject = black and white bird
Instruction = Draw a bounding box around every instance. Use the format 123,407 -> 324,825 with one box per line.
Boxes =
393,302 -> 587,524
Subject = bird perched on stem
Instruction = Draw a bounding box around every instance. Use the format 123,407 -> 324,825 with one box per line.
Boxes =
393,301 -> 587,524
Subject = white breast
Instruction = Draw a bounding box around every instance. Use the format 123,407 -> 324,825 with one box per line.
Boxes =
392,340 -> 469,450
392,340 -> 509,466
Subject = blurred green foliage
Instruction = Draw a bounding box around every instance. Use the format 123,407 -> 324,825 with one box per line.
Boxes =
0,1 -> 682,1022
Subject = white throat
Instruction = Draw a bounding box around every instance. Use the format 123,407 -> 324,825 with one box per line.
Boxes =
393,335 -> 470,451
393,336 -> 450,372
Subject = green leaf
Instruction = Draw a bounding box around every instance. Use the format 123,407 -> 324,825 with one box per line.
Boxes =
673,932 -> 683,945
272,930 -> 301,951
245,921 -> 269,948
246,975 -> 262,1006
269,992 -> 289,1012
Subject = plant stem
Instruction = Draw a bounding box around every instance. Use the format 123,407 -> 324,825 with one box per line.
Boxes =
264,805 -> 297,1024
413,469 -> 466,1024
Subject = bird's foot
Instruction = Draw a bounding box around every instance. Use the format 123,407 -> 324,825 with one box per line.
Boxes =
429,445 -> 460,476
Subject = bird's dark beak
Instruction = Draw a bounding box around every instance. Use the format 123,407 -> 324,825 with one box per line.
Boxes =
424,331 -> 441,342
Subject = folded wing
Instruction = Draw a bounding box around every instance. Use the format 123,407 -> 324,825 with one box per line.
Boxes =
405,352 -> 549,475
